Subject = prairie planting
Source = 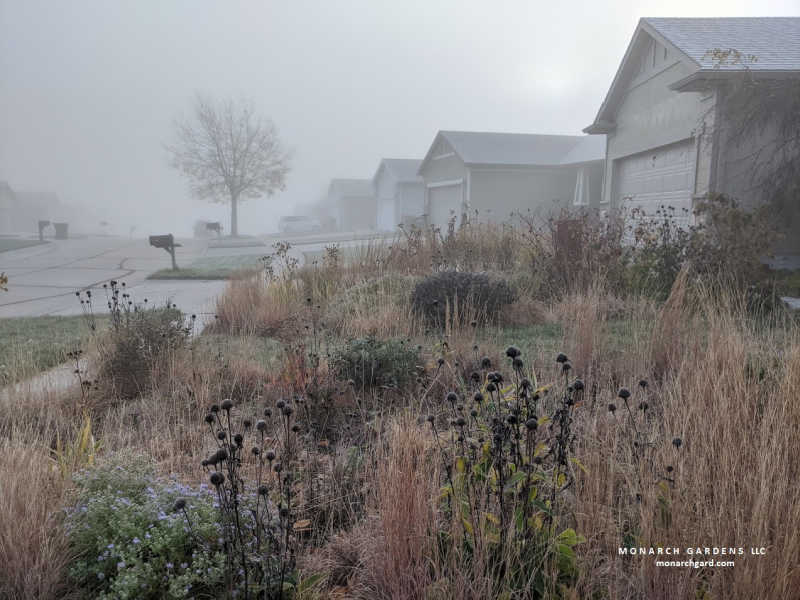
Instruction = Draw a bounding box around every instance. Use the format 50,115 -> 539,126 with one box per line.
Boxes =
1,209 -> 799,599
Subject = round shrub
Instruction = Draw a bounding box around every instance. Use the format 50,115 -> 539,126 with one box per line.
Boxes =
410,270 -> 515,326
331,336 -> 419,390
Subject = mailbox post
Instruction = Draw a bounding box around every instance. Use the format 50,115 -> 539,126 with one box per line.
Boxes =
149,234 -> 182,270
38,220 -> 51,242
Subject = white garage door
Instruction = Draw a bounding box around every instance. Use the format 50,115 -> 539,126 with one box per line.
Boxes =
429,183 -> 463,230
377,195 -> 396,231
614,139 -> 695,228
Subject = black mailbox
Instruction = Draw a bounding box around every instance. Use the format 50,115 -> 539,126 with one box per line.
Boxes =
149,234 -> 182,270
205,221 -> 222,236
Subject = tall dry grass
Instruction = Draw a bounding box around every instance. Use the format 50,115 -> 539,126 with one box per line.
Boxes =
0,436 -> 70,599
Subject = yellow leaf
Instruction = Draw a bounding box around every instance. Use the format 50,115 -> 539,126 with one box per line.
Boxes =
456,457 -> 466,473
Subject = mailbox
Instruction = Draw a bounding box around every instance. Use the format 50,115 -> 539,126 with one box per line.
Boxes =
149,234 -> 182,270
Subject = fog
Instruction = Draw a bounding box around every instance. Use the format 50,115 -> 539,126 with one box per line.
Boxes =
0,0 -> 796,236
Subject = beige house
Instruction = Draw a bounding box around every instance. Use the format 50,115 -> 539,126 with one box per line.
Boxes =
417,131 -> 605,230
584,17 -> 800,251
327,179 -> 375,232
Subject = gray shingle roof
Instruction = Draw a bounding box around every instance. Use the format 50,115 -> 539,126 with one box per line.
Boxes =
328,178 -> 373,197
439,131 -> 604,166
645,17 -> 800,71
380,159 -> 423,182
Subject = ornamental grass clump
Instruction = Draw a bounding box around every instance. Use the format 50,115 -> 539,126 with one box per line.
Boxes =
424,349 -> 586,597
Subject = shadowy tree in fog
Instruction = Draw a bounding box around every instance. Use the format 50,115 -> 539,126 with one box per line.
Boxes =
167,95 -> 291,236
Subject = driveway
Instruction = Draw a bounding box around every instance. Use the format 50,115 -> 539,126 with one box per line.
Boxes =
0,236 -> 227,321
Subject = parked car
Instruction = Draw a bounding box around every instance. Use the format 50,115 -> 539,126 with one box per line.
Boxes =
278,216 -> 322,234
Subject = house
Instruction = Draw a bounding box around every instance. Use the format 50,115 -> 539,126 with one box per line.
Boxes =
417,131 -> 605,229
0,182 -> 13,233
327,179 -> 376,232
584,17 -> 800,249
372,158 -> 425,231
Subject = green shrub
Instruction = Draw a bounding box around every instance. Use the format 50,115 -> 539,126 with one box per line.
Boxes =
410,270 -> 515,326
332,337 -> 419,390
65,455 -> 225,600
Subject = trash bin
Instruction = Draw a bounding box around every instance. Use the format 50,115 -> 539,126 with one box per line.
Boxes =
53,222 -> 69,239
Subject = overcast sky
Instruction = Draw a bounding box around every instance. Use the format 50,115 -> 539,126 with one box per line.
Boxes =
1,0 -> 797,236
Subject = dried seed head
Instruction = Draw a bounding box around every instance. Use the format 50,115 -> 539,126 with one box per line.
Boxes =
556,353 -> 568,363
173,498 -> 186,512
291,424 -> 301,433
639,379 -> 648,388
204,414 -> 214,425
506,414 -> 518,426
256,420 -> 267,432
266,450 -> 276,461
282,405 -> 294,416
251,447 -> 260,456
446,392 -> 458,404
274,462 -> 283,473
233,433 -> 244,447
243,419 -> 252,429
481,356 -> 492,369
608,403 -> 617,413
573,379 -> 584,391
210,404 -> 220,413
258,485 -> 269,496
618,388 -> 631,400
470,409 -> 478,417
561,362 -> 572,373
456,417 -> 466,427
672,437 -> 682,449
666,465 -> 674,473
217,431 -> 226,441
470,371 -> 481,383
473,391 -> 484,403
215,448 -> 228,461
426,415 -> 435,424
279,506 -> 289,519
210,472 -> 224,486
486,382 -> 497,393
512,357 -> 524,370
437,357 -> 445,367
264,408 -> 272,418
276,400 -> 286,409
525,418 -> 538,430
221,399 -> 233,411
638,402 -> 648,411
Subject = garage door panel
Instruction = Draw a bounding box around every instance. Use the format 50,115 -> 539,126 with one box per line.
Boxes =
429,184 -> 462,229
615,139 -> 694,227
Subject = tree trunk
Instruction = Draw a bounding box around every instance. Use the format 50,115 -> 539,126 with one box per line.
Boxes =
230,194 -> 239,237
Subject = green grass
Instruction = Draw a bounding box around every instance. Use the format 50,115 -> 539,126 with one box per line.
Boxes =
0,314 -> 107,385
0,238 -> 45,253
147,254 -> 265,280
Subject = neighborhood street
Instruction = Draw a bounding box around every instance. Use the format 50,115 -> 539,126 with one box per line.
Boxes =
0,232 -> 381,321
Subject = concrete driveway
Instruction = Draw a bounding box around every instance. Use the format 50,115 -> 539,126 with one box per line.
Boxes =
0,236 -> 227,320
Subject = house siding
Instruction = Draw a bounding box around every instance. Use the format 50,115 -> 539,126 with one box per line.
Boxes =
469,167 -> 576,222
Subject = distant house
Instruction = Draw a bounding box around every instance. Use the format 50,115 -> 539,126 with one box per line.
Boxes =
327,179 -> 376,232
417,131 -> 605,229
0,182 -> 13,233
584,17 -> 800,250
372,158 -> 425,231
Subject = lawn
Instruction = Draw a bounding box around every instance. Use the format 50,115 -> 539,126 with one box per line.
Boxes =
147,254 -> 265,280
0,314 -> 106,385
0,238 -> 45,252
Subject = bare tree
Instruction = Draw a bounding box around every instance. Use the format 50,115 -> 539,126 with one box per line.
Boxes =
167,95 -> 291,236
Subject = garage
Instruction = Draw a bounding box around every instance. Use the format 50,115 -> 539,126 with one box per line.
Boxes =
428,180 -> 463,230
613,139 -> 695,227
